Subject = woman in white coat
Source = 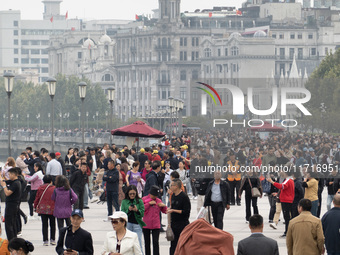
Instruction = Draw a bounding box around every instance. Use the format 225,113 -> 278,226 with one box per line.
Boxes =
102,211 -> 142,255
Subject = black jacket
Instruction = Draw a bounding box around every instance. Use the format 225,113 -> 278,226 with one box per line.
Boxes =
325,175 -> 340,195
70,169 -> 87,193
24,157 -> 42,175
57,157 -> 66,176
293,178 -> 304,204
138,153 -> 148,171
194,178 -> 213,196
56,225 -> 93,255
102,169 -> 119,192
144,171 -> 158,196
204,180 -> 231,208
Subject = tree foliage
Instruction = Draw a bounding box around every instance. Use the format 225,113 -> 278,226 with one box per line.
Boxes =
0,74 -> 110,129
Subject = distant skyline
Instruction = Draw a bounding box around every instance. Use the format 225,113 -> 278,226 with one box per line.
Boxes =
0,0 -> 302,21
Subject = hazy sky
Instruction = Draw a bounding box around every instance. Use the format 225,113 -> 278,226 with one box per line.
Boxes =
0,0 -> 299,21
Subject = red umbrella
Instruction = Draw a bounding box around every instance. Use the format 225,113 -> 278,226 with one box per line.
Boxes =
111,121 -> 166,138
250,121 -> 285,132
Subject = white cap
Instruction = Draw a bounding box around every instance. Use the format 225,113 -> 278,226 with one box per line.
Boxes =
108,211 -> 128,222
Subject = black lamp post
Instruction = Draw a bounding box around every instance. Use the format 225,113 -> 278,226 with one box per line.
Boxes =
4,72 -> 15,156
78,81 -> 87,149
47,77 -> 56,152
107,87 -> 115,146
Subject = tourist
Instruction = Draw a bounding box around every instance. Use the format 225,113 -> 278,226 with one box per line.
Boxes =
8,238 -> 34,255
103,160 -> 119,220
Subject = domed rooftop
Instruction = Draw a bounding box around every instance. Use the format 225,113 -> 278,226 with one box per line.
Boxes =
229,32 -> 242,38
83,38 -> 95,48
254,30 -> 267,37
99,33 -> 111,44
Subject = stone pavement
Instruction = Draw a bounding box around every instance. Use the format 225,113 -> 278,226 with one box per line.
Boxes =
3,191 -> 329,255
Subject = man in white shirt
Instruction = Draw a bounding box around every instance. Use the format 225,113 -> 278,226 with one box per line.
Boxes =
46,152 -> 62,184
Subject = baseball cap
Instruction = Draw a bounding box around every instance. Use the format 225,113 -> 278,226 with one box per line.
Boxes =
71,209 -> 84,218
153,150 -> 158,154
140,148 -> 145,153
109,211 -> 128,222
55,152 -> 61,156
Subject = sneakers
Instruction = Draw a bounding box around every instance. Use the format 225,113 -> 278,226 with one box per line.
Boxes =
23,215 -> 28,224
50,240 -> 56,245
17,232 -> 22,237
279,234 -> 286,238
43,241 -> 49,246
90,197 -> 98,203
83,206 -> 90,209
193,196 -> 197,200
270,223 -> 277,229
246,221 -> 249,224
269,220 -> 273,223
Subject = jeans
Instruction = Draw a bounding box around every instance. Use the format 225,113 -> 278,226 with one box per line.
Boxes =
28,190 -> 37,216
5,202 -> 18,241
311,200 -> 318,217
127,222 -> 143,255
41,214 -> 56,242
143,228 -> 160,255
57,218 -> 71,230
281,202 -> 293,235
107,191 -> 119,216
327,195 -> 334,211
83,183 -> 89,207
211,201 -> 225,230
268,195 -> 276,221
244,191 -> 258,221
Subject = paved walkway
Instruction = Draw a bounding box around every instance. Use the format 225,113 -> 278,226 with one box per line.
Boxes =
3,191 -> 329,254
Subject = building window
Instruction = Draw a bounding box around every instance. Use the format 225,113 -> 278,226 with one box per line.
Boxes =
21,58 -> 29,64
41,68 -> 49,73
298,48 -> 303,59
31,40 -> 40,45
308,33 -> 313,39
272,33 -> 276,39
180,51 -> 187,61
180,37 -> 187,46
102,74 -> 114,81
31,49 -> 40,54
14,39 -> 18,45
21,49 -> 29,54
41,59 -> 48,64
217,64 -> 223,73
280,63 -> 285,75
13,21 -> 18,26
180,87 -> 187,99
192,70 -> 199,80
311,48 -> 316,55
180,70 -> 186,81
218,49 -> 221,57
280,48 -> 285,59
41,49 -> 48,54
289,48 -> 294,59
21,40 -> 29,45
279,33 -> 284,39
14,49 -> 18,54
31,58 -> 40,64
298,33 -> 302,39
14,58 -> 18,64
204,48 -> 211,57
290,33 -> 295,39
225,48 -> 228,56
231,46 -> 239,56
191,51 -> 199,61
13,30 -> 18,36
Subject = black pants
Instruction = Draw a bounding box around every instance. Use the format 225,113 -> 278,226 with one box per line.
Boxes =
317,189 -> 323,218
57,218 -> 71,230
170,221 -> 188,255
281,202 -> 293,235
292,202 -> 299,219
211,202 -> 225,230
228,180 -> 241,204
245,191 -> 258,221
5,203 -> 18,241
28,190 -> 37,216
143,228 -> 160,255
41,214 -> 56,241
268,195 -> 276,221
74,190 -> 84,210
16,203 -> 26,233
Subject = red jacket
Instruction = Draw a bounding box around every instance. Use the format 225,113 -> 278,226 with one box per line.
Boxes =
142,195 -> 167,229
145,152 -> 152,161
273,178 -> 295,203
34,183 -> 56,215
152,154 -> 161,162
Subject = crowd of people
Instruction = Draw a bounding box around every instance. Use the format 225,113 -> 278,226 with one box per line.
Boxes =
0,130 -> 339,254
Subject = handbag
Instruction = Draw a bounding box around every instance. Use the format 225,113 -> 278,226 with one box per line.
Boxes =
248,178 -> 261,198
196,207 -> 207,220
165,212 -> 174,241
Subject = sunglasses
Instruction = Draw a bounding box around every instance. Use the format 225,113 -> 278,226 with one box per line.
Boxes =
111,220 -> 120,224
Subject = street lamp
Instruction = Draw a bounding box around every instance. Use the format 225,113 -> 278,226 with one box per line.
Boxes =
48,113 -> 51,130
16,114 -> 18,129
86,111 -> 89,130
174,99 -> 180,135
105,111 -> 108,129
27,114 -> 29,129
47,77 -> 56,152
3,114 -> 5,129
78,81 -> 87,149
107,87 -> 115,145
78,112 -> 81,130
36,113 -> 41,130
168,96 -> 174,138
178,100 -> 184,136
4,72 -> 14,156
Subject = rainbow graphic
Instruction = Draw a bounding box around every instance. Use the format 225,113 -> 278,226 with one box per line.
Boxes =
196,82 -> 223,106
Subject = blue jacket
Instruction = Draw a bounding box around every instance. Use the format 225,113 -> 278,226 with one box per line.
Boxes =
103,169 -> 119,192
321,207 -> 340,253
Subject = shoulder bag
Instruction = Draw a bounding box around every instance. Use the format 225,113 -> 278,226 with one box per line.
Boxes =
248,178 -> 261,198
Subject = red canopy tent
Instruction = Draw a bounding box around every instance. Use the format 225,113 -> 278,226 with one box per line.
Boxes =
111,121 -> 166,152
250,121 -> 285,132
